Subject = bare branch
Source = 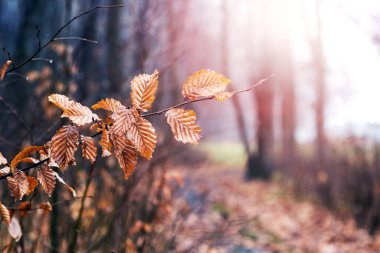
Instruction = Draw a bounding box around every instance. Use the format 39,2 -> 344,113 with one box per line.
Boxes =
54,37 -> 98,44
142,75 -> 273,117
5,4 -> 123,75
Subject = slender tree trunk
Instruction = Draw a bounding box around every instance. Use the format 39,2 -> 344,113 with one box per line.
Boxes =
314,0 -> 326,161
246,1 -> 274,180
106,0 -> 123,94
220,0 -> 251,156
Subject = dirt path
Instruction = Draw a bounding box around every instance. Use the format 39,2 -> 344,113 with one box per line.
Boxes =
168,165 -> 380,253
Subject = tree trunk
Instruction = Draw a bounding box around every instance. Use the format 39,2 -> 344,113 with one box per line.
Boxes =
246,1 -> 274,180
313,0 -> 326,161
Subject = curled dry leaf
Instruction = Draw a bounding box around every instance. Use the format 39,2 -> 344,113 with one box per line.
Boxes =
7,170 -> 29,200
182,70 -> 231,100
81,135 -> 97,163
99,125 -> 112,157
39,202 -> 52,214
130,70 -> 159,111
128,116 -> 157,160
8,216 -> 22,242
111,133 -> 137,179
110,108 -> 136,136
26,176 -> 38,196
165,108 -> 202,144
10,146 -> 44,173
0,201 -> 11,225
0,166 -> 10,176
53,172 -> 77,197
0,152 -> 8,165
50,125 -> 79,171
92,98 -> 125,113
0,60 -> 12,81
19,201 -> 32,217
62,100 -> 99,126
214,91 -> 233,102
48,94 -> 71,111
37,164 -> 56,196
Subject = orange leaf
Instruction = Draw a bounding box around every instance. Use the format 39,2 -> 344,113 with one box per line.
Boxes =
214,91 -> 233,102
127,116 -> 157,160
165,108 -> 202,144
50,125 -> 79,171
182,70 -> 231,100
19,201 -> 31,217
99,125 -> 112,157
0,60 -> 11,81
0,201 -> 11,225
37,164 -> 56,196
10,146 -> 44,173
48,94 -> 72,110
92,98 -> 126,113
26,176 -> 38,196
130,70 -> 159,111
7,170 -> 29,200
39,202 -> 52,213
53,172 -> 77,197
110,108 -> 136,136
62,101 -> 99,126
111,133 -> 137,179
81,135 -> 97,163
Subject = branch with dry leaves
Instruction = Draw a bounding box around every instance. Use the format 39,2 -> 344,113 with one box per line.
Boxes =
0,68 -> 271,240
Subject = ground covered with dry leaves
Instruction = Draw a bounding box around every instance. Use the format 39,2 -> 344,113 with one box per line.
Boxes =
162,164 -> 380,253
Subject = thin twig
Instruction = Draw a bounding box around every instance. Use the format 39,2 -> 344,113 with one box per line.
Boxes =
5,5 -> 123,75
142,75 -> 273,117
54,37 -> 98,44
0,96 -> 34,144
68,161 -> 96,253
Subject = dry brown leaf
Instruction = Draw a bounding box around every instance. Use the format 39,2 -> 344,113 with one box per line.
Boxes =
165,108 -> 202,144
19,201 -> 31,217
39,202 -> 52,213
110,108 -> 136,136
111,133 -> 137,179
130,70 -> 159,111
182,70 -> 231,100
0,60 -> 12,81
81,135 -> 97,163
92,98 -> 126,113
19,157 -> 39,164
53,172 -> 77,197
10,146 -> 44,173
0,166 -> 10,176
214,91 -> 233,102
8,216 -> 22,242
50,125 -> 79,171
128,116 -> 157,160
62,100 -> 99,126
37,164 -> 56,196
99,125 -> 112,157
26,176 -> 38,196
0,152 -> 8,165
48,94 -> 71,110
0,201 -> 10,225
7,170 -> 29,200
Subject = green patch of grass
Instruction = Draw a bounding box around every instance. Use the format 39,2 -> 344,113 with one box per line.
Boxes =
212,201 -> 230,218
200,141 -> 247,167
238,227 -> 258,241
